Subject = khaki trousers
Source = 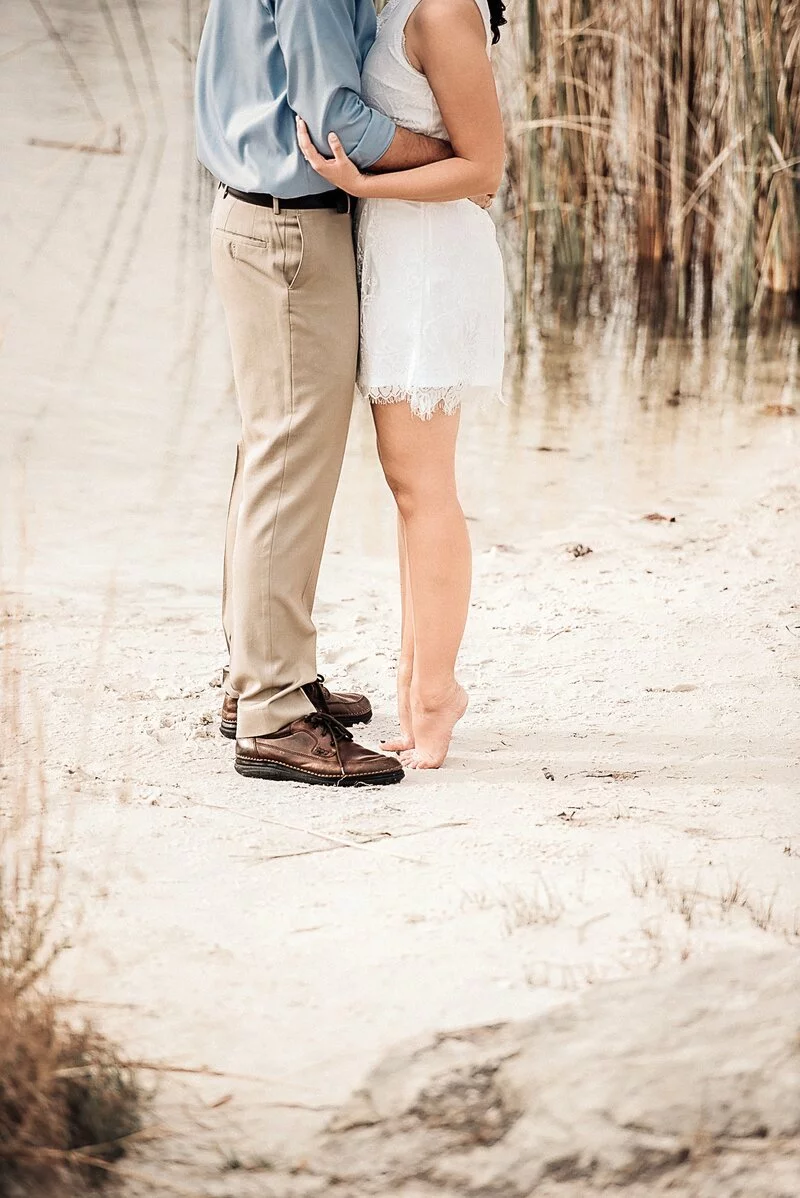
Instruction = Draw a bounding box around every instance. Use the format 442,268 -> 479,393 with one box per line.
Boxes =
211,189 -> 358,738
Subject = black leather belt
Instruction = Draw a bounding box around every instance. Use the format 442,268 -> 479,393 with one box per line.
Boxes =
221,183 -> 351,215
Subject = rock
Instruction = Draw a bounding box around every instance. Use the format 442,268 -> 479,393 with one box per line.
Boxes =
291,952 -> 800,1197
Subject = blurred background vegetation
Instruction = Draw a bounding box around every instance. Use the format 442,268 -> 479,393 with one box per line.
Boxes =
500,1 -> 799,337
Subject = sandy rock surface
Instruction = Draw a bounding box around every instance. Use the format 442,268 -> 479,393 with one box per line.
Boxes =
288,950 -> 800,1197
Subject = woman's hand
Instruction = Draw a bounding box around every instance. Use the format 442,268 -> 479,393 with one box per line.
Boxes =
296,118 -> 367,196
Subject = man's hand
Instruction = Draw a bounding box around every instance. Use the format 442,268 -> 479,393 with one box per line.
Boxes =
299,116 -> 497,208
297,118 -> 367,195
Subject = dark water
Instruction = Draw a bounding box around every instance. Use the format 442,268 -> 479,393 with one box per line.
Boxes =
1,0 -> 797,583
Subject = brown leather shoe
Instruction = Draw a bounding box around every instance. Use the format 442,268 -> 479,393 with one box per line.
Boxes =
235,713 -> 403,786
220,675 -> 372,739
304,676 -> 372,726
220,691 -> 239,739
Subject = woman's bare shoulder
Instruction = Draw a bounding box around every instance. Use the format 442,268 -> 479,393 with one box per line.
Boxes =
407,0 -> 487,45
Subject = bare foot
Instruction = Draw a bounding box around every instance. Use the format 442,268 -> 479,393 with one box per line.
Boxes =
381,666 -> 415,752
382,729 -> 414,752
401,682 -> 469,769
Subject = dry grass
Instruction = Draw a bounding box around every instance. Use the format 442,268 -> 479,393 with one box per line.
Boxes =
626,853 -> 668,898
0,599 -> 146,1196
500,877 -> 565,931
463,875 -> 566,930
0,997 -> 145,1195
626,853 -> 800,942
497,0 -> 800,331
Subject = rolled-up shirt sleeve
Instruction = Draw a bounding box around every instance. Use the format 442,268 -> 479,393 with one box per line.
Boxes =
273,0 -> 396,170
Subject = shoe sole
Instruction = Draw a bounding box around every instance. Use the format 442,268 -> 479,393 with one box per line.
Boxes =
220,711 -> 372,740
234,758 -> 403,786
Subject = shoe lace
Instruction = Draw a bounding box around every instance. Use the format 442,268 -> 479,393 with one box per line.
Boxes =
306,710 -> 353,776
306,711 -> 353,744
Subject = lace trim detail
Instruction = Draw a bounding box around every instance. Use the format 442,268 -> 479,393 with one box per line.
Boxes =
361,384 -> 501,421
365,384 -> 464,420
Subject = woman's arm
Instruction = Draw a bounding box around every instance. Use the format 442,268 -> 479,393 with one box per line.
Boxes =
297,0 -> 504,202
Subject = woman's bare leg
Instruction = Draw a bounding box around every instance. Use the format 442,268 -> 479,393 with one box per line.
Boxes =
372,402 -> 471,769
382,512 -> 416,751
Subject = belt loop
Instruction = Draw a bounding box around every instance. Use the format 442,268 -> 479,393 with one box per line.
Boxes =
222,184 -> 229,198
273,196 -> 281,216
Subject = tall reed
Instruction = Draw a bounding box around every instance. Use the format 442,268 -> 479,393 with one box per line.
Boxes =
499,0 -> 800,322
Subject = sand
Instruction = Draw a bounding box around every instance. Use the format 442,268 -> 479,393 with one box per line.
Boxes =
5,381 -> 800,1191
1,1 -> 799,1191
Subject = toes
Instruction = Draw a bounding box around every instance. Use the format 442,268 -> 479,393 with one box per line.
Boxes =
382,738 -> 414,752
399,749 -> 445,770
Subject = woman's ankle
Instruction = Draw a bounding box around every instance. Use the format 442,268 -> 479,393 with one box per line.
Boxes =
411,677 -> 462,712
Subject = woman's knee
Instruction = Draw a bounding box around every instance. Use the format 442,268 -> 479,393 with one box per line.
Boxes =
376,422 -> 459,517
381,461 -> 418,517
384,466 -> 460,522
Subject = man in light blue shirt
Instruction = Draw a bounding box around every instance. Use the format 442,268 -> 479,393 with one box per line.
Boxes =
196,0 -> 449,786
196,0 -> 449,196
198,0 -> 392,196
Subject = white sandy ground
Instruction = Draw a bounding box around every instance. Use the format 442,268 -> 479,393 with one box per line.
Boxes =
1,1 -> 799,1191
4,398 -> 800,1193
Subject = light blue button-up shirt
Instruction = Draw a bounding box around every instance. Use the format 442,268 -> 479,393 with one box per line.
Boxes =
195,0 -> 396,198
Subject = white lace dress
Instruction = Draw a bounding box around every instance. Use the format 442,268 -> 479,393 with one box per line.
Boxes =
356,0 -> 505,419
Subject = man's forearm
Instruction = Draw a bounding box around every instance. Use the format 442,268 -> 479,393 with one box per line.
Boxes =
369,126 -> 452,172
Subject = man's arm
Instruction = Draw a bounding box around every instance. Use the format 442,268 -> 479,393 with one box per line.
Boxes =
272,0 -> 451,175
370,126 -> 453,172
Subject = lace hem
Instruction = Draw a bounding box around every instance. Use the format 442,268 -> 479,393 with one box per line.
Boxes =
361,384 -> 500,421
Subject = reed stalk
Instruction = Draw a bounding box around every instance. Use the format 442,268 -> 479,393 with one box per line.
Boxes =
500,0 -> 800,321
